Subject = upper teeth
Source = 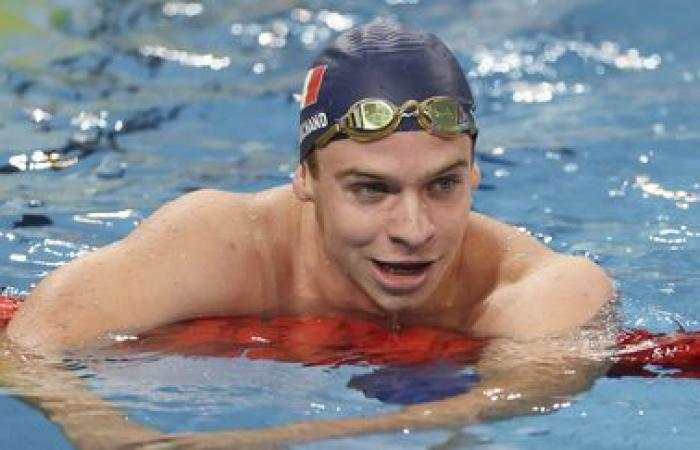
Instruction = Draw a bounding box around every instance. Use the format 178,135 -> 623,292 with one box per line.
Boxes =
380,262 -> 427,274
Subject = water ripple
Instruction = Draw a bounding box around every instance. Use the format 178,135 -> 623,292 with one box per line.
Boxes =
634,175 -> 699,209
471,35 -> 662,104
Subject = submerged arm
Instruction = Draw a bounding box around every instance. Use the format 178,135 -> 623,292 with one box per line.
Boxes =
0,335 -> 163,450
0,326 -> 612,450
137,310 -> 617,449
0,307 -> 616,450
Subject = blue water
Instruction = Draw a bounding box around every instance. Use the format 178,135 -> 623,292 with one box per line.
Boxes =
1,0 -> 699,448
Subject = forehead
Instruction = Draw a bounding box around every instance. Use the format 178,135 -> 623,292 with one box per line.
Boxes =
316,131 -> 472,179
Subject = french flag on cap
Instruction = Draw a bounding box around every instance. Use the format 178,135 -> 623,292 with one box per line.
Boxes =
300,65 -> 327,109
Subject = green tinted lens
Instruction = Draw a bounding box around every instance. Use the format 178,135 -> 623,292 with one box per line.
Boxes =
424,99 -> 462,134
358,101 -> 395,131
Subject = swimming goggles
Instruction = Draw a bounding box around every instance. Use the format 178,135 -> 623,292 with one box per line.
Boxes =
314,96 -> 477,150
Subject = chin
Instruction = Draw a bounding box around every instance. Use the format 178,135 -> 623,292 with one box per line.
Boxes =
365,286 -> 432,313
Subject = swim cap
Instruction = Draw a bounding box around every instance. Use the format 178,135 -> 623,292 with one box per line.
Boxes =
298,20 -> 475,161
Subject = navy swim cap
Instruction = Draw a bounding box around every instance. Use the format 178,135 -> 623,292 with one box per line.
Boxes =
299,21 -> 475,161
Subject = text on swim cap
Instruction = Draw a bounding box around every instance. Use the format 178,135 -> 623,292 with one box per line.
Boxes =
300,112 -> 328,143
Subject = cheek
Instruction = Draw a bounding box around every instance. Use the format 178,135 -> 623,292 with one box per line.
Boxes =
323,203 -> 383,247
433,197 -> 472,239
314,188 -> 384,249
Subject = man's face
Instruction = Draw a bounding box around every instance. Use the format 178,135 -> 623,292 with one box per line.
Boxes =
295,131 -> 479,313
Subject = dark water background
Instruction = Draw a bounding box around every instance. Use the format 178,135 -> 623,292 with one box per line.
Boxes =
1,1 -> 699,448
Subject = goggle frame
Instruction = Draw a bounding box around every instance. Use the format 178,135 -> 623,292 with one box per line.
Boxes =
314,96 -> 477,150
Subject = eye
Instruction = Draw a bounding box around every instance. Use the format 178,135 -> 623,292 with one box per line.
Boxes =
428,175 -> 462,195
350,181 -> 390,202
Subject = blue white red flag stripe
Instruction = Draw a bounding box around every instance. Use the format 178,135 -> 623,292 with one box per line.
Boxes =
301,65 -> 327,109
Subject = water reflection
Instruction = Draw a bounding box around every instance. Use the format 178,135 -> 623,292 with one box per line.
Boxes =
229,8 -> 354,51
649,226 -> 696,249
162,2 -> 203,17
1,104 -> 182,174
7,150 -> 78,172
472,35 -> 662,104
473,38 -> 661,78
0,1 -> 699,448
139,45 -> 231,70
634,175 -> 699,209
27,107 -> 52,128
72,209 -> 138,227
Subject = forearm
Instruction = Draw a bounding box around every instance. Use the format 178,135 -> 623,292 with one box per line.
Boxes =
0,336 -> 162,450
146,334 -> 612,448
136,363 -> 604,449
134,384 -> 554,449
137,411 -> 456,450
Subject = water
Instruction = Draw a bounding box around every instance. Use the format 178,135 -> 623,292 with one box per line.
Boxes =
1,0 -> 699,448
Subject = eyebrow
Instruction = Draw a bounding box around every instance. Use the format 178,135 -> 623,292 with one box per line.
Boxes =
335,159 -> 470,182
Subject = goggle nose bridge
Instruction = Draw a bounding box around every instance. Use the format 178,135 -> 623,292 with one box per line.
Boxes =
399,100 -> 421,119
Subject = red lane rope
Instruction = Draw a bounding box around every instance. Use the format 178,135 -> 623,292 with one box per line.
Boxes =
0,295 -> 18,325
2,295 -> 699,377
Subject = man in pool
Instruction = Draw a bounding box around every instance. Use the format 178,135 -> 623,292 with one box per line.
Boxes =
4,21 -> 614,447
7,21 -> 612,352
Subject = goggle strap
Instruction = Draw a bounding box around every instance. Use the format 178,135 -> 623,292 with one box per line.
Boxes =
315,123 -> 341,149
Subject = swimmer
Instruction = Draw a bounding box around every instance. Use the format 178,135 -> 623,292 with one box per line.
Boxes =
7,21 -> 612,351
2,21 -> 615,447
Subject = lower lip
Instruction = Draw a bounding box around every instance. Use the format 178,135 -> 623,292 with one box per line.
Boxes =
370,260 -> 432,294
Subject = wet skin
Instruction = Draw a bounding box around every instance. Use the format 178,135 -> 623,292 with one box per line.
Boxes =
3,130 -> 616,449
290,131 -> 613,334
293,131 -> 479,315
7,131 -> 613,351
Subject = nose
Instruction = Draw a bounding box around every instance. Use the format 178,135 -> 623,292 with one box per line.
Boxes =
387,193 -> 436,250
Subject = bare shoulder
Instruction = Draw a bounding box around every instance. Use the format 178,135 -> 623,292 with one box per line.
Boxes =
467,215 -> 614,339
137,186 -> 281,228
7,185 -> 300,352
126,184 -> 300,299
132,185 -> 297,248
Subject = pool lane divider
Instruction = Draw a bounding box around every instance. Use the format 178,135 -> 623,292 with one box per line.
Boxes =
0,296 -> 18,324
2,295 -> 699,378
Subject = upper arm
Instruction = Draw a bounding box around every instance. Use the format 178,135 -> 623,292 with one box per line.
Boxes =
7,189 -> 273,353
472,255 -> 615,339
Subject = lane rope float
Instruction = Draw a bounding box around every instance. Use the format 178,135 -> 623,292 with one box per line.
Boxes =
3,294 -> 700,403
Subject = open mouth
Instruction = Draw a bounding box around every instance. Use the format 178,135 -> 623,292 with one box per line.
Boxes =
369,258 -> 435,295
371,259 -> 434,276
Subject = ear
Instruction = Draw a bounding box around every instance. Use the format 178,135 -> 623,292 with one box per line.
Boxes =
292,163 -> 314,202
470,161 -> 481,191
468,140 -> 480,190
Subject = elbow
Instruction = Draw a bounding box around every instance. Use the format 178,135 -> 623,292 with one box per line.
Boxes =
576,256 -> 615,309
5,281 -> 81,356
6,302 -> 64,356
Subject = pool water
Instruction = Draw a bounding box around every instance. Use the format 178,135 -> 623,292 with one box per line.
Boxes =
1,0 -> 699,449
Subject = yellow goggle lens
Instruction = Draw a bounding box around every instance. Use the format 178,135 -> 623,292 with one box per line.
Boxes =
357,101 -> 396,130
422,98 -> 462,133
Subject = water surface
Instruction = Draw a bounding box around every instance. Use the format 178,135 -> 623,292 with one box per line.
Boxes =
1,1 -> 699,449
